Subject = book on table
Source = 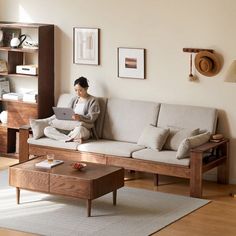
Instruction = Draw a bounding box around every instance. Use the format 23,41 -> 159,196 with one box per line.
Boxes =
35,160 -> 64,169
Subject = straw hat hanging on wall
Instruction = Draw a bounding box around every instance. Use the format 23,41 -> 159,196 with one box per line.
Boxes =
194,51 -> 221,77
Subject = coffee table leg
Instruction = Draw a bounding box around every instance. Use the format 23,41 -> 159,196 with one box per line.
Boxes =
113,190 -> 117,205
87,199 -> 92,217
16,187 -> 20,204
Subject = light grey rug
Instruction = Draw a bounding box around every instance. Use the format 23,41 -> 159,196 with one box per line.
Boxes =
0,170 -> 210,236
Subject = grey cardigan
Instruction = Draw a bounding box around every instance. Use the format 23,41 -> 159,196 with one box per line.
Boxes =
72,95 -> 100,138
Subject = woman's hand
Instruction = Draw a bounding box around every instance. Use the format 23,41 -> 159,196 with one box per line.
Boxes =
72,114 -> 81,121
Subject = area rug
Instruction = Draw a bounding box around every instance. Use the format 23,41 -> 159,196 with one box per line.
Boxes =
0,170 -> 210,236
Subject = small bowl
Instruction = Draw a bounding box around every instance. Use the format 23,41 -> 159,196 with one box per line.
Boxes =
72,162 -> 87,170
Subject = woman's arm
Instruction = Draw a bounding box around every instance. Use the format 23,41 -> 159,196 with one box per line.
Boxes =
73,98 -> 100,124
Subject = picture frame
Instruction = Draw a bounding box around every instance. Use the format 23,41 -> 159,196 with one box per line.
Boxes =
73,27 -> 99,65
117,47 -> 145,79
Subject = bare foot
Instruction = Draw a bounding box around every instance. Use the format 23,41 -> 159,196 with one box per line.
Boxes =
73,138 -> 83,144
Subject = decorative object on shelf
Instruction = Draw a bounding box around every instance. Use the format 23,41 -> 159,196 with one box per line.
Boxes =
0,78 -> 10,97
22,35 -> 38,49
0,110 -> 8,124
73,27 -> 99,65
183,48 -> 222,78
3,28 -> 21,47
0,29 -> 3,46
210,133 -> 224,143
225,60 -> 236,82
188,54 -> 197,81
23,91 -> 38,103
2,92 -> 23,101
195,51 -> 221,77
0,59 -> 8,73
10,34 -> 26,48
16,64 -> 38,75
117,47 -> 145,79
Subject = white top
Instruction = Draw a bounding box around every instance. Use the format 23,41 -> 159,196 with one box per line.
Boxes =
74,102 -> 85,115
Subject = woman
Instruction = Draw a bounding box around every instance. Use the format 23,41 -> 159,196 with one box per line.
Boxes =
44,76 -> 100,143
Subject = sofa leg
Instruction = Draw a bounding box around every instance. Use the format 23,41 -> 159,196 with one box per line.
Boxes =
154,174 -> 159,186
217,141 -> 229,184
190,152 -> 203,198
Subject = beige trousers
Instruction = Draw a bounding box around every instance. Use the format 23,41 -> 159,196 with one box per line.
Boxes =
44,126 -> 90,142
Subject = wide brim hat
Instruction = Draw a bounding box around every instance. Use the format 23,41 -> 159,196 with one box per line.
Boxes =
195,51 -> 221,77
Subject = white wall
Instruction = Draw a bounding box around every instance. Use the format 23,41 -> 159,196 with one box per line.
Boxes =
1,0 -> 236,183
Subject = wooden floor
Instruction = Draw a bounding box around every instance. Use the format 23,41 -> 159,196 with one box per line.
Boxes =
1,157 -> 236,236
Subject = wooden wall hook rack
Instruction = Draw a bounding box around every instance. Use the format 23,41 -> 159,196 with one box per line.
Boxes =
183,48 -> 214,53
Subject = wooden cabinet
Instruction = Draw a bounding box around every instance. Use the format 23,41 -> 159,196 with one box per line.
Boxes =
0,22 -> 54,156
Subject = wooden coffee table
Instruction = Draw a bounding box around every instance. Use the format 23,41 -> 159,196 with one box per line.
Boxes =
9,157 -> 124,217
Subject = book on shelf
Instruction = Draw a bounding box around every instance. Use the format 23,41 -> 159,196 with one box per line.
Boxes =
2,92 -> 23,100
23,91 -> 38,103
35,160 -> 64,169
0,79 -> 10,98
210,138 -> 224,143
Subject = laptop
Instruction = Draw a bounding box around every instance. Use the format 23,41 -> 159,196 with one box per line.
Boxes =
53,107 -> 75,120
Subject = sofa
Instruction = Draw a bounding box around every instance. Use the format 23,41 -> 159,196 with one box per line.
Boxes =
19,94 -> 229,198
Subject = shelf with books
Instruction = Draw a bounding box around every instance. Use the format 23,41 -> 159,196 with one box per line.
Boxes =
0,21 -> 54,157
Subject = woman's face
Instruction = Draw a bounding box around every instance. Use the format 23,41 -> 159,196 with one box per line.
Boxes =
74,84 -> 88,98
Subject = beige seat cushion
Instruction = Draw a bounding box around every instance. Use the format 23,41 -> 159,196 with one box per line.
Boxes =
78,139 -> 145,157
132,149 -> 190,166
28,137 -> 79,150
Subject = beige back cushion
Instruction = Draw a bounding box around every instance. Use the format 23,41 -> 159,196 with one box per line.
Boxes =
102,98 -> 160,143
95,97 -> 108,138
157,103 -> 218,134
56,93 -> 76,108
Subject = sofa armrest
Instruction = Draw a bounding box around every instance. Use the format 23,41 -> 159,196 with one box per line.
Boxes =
189,138 -> 229,197
190,138 -> 229,154
19,125 -> 32,163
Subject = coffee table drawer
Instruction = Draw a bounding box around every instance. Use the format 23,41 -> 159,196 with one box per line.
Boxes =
50,175 -> 91,198
9,168 -> 49,192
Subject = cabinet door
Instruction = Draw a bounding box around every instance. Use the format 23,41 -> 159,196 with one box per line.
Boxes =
0,126 -> 8,153
6,101 -> 37,128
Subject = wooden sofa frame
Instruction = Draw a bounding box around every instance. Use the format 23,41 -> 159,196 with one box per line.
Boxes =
19,126 -> 229,198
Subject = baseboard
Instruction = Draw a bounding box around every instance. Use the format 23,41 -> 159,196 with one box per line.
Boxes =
203,173 -> 216,182
229,178 -> 236,185
203,173 -> 236,185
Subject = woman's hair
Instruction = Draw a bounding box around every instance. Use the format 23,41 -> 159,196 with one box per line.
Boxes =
74,76 -> 89,88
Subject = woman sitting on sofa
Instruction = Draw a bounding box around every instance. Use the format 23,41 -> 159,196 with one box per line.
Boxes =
44,76 -> 100,143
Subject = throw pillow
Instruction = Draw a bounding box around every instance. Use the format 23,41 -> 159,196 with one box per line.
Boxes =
49,118 -> 81,131
137,125 -> 170,151
164,128 -> 199,151
30,118 -> 50,139
176,132 -> 211,159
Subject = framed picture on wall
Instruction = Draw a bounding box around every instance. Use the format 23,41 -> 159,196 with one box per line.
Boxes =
117,47 -> 145,79
73,27 -> 100,65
